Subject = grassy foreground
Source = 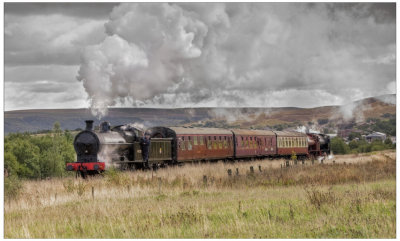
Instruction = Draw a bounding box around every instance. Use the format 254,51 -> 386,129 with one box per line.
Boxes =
4,151 -> 396,238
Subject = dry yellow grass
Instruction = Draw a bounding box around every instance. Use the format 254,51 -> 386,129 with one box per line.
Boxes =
4,150 -> 396,238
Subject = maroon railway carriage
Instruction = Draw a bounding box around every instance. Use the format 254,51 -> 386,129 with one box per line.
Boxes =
274,131 -> 309,157
146,127 -> 234,162
231,129 -> 276,158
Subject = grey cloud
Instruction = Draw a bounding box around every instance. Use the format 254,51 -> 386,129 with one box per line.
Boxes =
5,65 -> 88,111
324,3 -> 396,24
5,3 -> 117,20
5,13 -> 106,66
5,79 -> 88,111
5,65 -> 80,83
24,82 -> 69,94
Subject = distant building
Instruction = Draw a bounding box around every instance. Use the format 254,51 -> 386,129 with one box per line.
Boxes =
366,132 -> 386,142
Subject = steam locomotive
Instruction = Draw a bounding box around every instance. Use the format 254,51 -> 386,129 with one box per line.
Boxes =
66,120 -> 330,177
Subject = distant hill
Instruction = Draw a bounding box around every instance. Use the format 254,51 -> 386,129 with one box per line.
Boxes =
4,94 -> 395,134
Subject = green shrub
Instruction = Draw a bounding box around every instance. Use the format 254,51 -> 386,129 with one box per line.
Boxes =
330,137 -> 350,154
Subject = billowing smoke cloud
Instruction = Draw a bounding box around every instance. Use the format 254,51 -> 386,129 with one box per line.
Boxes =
77,3 -> 395,118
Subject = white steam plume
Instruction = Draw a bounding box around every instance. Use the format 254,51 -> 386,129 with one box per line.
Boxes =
77,3 -> 395,118
78,3 -> 208,118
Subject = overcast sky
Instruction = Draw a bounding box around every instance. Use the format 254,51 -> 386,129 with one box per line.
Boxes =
4,3 -> 396,117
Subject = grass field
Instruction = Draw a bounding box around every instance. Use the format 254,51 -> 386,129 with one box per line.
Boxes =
4,150 -> 396,238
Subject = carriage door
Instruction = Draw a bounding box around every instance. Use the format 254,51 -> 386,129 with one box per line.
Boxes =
257,137 -> 262,155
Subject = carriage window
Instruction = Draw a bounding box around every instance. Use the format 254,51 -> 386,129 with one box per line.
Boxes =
194,136 -> 198,145
207,139 -> 212,149
181,141 -> 185,150
200,136 -> 204,145
182,136 -> 185,141
219,136 -> 221,140
241,137 -> 244,141
214,136 -> 216,140
250,137 -> 252,141
188,136 -> 191,141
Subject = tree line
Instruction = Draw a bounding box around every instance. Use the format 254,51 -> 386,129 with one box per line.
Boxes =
5,122 -> 75,180
330,137 -> 395,155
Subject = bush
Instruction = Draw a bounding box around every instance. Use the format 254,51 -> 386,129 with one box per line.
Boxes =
330,137 -> 350,154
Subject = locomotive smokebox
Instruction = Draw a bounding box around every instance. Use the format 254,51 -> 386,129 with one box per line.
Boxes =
85,120 -> 94,131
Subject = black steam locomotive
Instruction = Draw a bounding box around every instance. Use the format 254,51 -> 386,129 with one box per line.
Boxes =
66,120 -> 330,177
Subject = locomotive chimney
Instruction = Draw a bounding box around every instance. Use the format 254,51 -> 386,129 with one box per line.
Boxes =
85,120 -> 94,131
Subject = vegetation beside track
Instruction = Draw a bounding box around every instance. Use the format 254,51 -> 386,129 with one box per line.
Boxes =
4,150 -> 396,238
